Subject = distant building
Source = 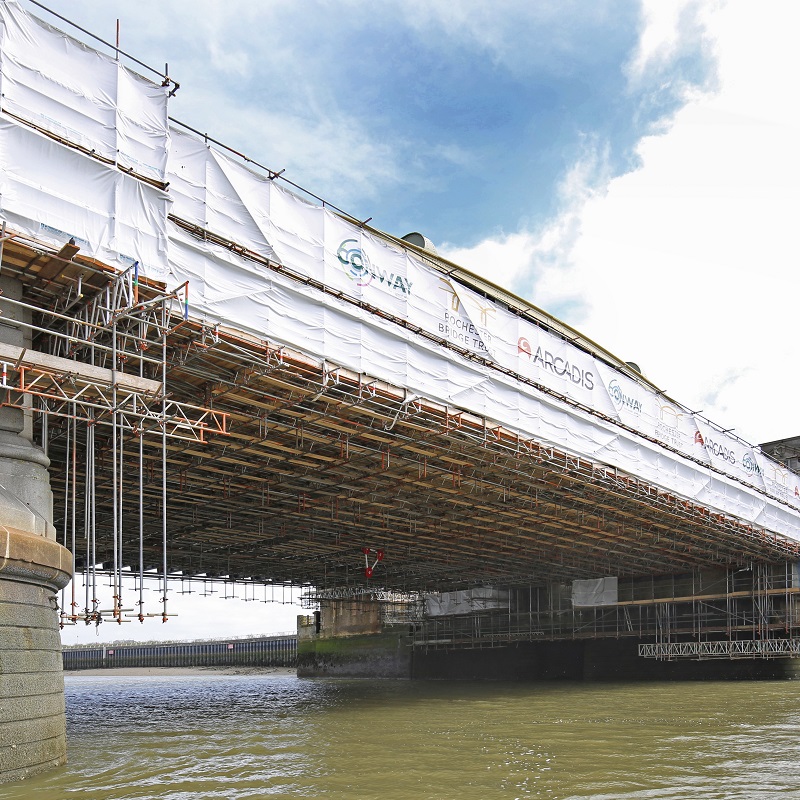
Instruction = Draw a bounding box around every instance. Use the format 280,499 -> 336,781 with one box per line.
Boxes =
760,437 -> 800,474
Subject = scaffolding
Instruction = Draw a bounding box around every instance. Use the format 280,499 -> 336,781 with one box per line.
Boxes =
2,223 -> 800,654
410,563 -> 800,659
639,640 -> 800,659
2,1 -> 799,657
1,230 -> 228,627
301,586 -> 424,626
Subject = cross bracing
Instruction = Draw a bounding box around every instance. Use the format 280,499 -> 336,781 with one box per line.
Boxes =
639,640 -> 800,659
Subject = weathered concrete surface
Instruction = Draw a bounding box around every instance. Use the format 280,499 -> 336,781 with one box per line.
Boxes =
298,629 -> 412,678
297,601 -> 411,678
0,274 -> 72,784
320,600 -> 382,637
0,529 -> 71,784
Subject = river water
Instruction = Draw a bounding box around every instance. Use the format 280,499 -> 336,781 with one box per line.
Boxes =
4,673 -> 800,799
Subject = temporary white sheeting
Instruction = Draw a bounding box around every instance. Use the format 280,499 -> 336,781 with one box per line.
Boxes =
0,117 -> 169,272
0,117 -> 169,274
1,0 -> 799,543
572,577 -> 619,607
163,136 -> 800,540
0,1 -> 169,272
425,588 -> 510,617
0,0 -> 169,181
167,127 -> 278,261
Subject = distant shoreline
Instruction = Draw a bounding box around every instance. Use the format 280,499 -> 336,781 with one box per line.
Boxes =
64,666 -> 296,677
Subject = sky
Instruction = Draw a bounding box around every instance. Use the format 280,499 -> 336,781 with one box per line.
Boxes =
39,0 -> 798,644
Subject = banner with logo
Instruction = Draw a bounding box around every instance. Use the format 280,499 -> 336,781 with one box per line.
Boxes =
322,212 -> 412,320
514,323 -> 604,412
755,451 -> 800,512
0,4 -> 798,541
594,361 -> 711,464
693,417 -> 766,491
146,128 -> 800,539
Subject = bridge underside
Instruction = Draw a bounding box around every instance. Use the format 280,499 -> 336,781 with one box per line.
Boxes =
3,235 -> 798,602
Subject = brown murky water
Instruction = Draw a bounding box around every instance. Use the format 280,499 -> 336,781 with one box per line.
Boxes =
4,673 -> 800,799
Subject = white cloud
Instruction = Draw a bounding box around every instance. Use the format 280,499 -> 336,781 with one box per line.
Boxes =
441,232 -> 535,291
627,0 -> 708,80
206,38 -> 251,78
444,0 -> 799,445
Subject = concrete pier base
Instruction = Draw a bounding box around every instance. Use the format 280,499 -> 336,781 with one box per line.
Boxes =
298,628 -> 412,678
297,601 -> 412,678
0,526 -> 71,783
0,275 -> 72,783
298,601 -> 800,681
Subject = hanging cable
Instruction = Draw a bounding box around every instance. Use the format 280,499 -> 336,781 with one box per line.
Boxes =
117,397 -> 125,623
59,404 -> 67,628
83,413 -> 91,623
137,315 -> 146,623
117,320 -> 126,624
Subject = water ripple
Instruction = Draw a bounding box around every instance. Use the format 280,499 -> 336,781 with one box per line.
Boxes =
2,676 -> 800,799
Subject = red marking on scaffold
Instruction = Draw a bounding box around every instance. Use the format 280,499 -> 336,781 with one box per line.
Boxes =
362,547 -> 384,578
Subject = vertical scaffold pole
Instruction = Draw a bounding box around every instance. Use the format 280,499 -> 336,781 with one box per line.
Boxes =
161,301 -> 168,623
118,407 -> 124,621
70,409 -> 77,623
83,416 -> 89,620
112,320 -> 119,621
138,395 -> 145,623
90,414 -> 98,622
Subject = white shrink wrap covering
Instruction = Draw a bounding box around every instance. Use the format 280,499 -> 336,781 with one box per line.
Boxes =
0,117 -> 168,273
0,0 -> 169,182
425,588 -> 510,617
572,577 -> 619,607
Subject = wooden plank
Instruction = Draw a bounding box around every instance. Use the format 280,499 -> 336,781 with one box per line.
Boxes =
35,241 -> 81,283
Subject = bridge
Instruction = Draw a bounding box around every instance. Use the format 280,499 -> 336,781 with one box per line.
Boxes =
1,0 -> 800,782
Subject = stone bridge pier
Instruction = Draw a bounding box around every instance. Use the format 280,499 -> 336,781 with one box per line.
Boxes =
0,276 -> 71,783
